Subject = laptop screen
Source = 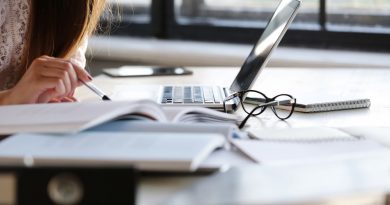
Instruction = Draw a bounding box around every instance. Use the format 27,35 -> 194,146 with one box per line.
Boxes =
229,0 -> 300,92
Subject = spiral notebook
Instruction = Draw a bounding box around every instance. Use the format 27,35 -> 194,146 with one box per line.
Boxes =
293,98 -> 371,113
246,96 -> 371,113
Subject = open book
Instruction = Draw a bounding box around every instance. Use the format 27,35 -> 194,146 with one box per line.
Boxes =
0,100 -> 240,135
0,132 -> 226,172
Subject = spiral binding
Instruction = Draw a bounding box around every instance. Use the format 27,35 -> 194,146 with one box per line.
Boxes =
305,99 -> 371,113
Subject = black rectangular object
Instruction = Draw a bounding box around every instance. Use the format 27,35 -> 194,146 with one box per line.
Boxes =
0,166 -> 137,205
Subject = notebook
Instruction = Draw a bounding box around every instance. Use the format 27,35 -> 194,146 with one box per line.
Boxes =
237,127 -> 390,165
0,132 -> 226,172
293,98 -> 371,113
245,96 -> 371,113
156,0 -> 301,112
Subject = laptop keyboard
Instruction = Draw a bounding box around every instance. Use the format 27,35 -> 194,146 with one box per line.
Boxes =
161,86 -> 223,104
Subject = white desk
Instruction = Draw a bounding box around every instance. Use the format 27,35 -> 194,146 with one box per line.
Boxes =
78,66 -> 390,128
76,66 -> 390,205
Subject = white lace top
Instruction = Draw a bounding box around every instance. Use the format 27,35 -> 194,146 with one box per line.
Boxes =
0,0 -> 88,91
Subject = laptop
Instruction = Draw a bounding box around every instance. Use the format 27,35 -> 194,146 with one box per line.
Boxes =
158,0 -> 301,112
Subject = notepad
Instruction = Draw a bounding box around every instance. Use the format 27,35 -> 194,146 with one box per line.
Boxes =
235,127 -> 390,165
245,96 -> 371,113
248,127 -> 358,142
293,98 -> 371,113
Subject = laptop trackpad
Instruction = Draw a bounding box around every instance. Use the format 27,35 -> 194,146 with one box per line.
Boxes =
111,85 -> 160,101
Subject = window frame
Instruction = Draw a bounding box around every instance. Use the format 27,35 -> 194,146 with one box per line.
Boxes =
107,0 -> 390,51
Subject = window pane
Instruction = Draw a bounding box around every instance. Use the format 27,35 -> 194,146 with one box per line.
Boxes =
327,0 -> 390,33
175,0 -> 320,29
108,0 -> 152,23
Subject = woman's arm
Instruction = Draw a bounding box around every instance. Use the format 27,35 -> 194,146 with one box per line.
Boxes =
0,90 -> 11,105
0,56 -> 92,105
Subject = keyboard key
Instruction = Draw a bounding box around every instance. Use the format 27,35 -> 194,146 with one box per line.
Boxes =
194,99 -> 203,103
213,87 -> 222,103
162,87 -> 174,103
162,99 -> 173,104
203,87 -> 214,103
193,86 -> 204,103
183,86 -> 193,103
173,87 -> 183,103
184,99 -> 196,103
163,86 -> 173,99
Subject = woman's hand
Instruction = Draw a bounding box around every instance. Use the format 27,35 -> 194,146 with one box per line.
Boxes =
48,91 -> 79,103
4,56 -> 92,104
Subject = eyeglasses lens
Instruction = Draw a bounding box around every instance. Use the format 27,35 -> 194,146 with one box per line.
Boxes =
242,91 -> 267,115
272,95 -> 295,119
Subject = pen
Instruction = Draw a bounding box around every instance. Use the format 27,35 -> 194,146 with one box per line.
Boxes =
80,80 -> 111,101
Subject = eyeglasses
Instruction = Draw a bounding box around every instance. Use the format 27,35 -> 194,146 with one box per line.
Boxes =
223,90 -> 296,129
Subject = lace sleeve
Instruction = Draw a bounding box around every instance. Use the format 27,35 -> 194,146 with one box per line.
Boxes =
69,38 -> 88,69
0,2 -> 6,27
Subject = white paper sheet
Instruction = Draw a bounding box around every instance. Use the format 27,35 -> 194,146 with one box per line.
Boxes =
232,138 -> 390,165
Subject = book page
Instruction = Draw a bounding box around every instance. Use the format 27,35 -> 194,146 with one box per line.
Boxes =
90,121 -> 236,140
163,107 -> 240,124
0,100 -> 166,134
0,103 -> 107,125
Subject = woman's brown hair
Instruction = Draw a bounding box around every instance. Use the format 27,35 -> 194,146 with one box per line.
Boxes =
25,0 -> 106,69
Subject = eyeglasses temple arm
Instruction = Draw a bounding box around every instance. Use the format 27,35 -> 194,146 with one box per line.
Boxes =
239,105 -> 264,129
259,99 -> 296,107
224,92 -> 242,101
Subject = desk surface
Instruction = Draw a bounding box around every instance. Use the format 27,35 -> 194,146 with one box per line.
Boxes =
75,66 -> 390,205
78,66 -> 390,129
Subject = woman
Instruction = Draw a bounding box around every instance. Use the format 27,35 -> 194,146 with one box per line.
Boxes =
0,0 -> 106,104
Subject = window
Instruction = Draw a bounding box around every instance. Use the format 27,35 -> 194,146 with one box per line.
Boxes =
106,0 -> 390,51
175,0 -> 319,29
111,0 -> 152,23
104,0 -> 152,36
327,0 -> 390,33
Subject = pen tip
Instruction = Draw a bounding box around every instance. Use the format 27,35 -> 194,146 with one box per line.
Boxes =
102,95 -> 111,101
